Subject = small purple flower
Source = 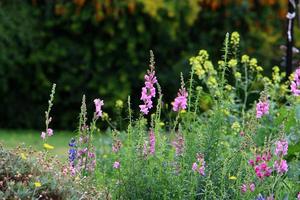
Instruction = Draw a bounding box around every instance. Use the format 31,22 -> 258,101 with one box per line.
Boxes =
113,161 -> 120,169
94,98 -> 104,117
256,100 -> 269,118
192,162 -> 198,171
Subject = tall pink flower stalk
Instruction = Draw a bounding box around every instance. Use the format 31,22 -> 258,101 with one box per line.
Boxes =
139,66 -> 157,115
291,68 -> 300,96
139,51 -> 158,115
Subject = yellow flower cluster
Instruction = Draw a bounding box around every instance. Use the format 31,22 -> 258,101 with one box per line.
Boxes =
231,121 -> 241,132
190,50 -> 218,89
230,32 -> 240,47
228,59 -> 237,68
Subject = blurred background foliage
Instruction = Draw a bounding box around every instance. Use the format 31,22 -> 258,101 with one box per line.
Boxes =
0,0 -> 294,129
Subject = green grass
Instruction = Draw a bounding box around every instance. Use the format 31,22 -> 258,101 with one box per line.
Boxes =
0,129 -> 75,160
0,129 -> 111,160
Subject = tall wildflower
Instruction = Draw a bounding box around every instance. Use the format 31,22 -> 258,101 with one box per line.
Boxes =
290,68 -> 300,96
172,74 -> 188,112
41,84 -> 56,145
139,50 -> 157,115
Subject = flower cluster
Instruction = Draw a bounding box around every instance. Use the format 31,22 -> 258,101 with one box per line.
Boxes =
94,98 -> 104,117
172,87 -> 188,112
291,68 -> 300,96
41,128 -> 53,140
256,100 -> 269,118
192,153 -> 205,176
273,139 -> 288,174
139,67 -> 157,115
113,161 -> 120,169
249,152 -> 272,179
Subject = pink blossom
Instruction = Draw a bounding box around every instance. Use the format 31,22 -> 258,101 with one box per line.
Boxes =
241,184 -> 247,193
274,159 -> 288,174
192,153 -> 205,176
47,128 -> 53,136
139,69 -> 157,115
254,162 -> 272,179
172,88 -> 188,112
192,162 -> 198,171
249,183 -> 255,192
275,140 -> 288,157
113,161 -> 120,169
297,192 -> 300,200
94,98 -> 104,117
41,131 -> 46,140
291,68 -> 300,96
256,100 -> 269,118
248,159 -> 255,166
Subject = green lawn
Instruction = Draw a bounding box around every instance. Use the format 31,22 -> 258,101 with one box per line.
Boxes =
0,129 -> 75,160
0,129 -> 111,160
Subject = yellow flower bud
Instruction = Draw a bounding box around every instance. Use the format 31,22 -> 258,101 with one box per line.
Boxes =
115,100 -> 124,109
241,55 -> 249,63
228,59 -> 238,68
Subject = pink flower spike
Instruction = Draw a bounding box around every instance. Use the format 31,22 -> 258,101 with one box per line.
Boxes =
274,159 -> 288,174
94,98 -> 104,117
256,100 -> 269,118
297,192 -> 300,200
275,140 -> 288,157
172,88 -> 188,112
113,161 -> 120,169
41,132 -> 46,140
47,128 -> 53,137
